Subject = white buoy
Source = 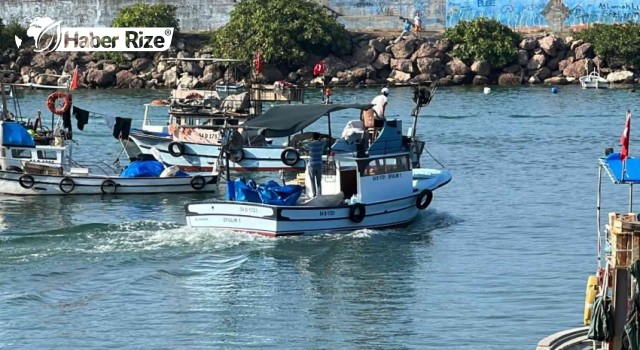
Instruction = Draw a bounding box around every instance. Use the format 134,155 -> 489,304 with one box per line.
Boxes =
483,87 -> 491,94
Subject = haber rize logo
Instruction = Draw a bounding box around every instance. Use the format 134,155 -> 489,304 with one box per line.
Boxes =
15,16 -> 173,52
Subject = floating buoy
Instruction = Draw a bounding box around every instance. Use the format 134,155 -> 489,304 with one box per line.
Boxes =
483,87 -> 491,94
551,86 -> 558,94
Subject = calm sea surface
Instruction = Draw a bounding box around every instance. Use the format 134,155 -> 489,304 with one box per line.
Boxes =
0,85 -> 635,349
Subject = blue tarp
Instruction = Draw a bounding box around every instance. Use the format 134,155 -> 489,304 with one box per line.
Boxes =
120,160 -> 188,178
227,178 -> 302,206
601,153 -> 640,184
2,122 -> 35,148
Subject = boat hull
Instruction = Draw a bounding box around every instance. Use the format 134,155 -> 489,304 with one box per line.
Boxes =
185,193 -> 421,237
128,131 -> 306,172
0,171 -> 217,195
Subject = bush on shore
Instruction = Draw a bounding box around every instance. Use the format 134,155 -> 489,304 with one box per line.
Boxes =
0,18 -> 27,50
211,0 -> 352,65
112,3 -> 180,33
443,17 -> 521,68
575,21 -> 640,66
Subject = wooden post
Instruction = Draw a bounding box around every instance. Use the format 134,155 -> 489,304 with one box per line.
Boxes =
611,268 -> 630,350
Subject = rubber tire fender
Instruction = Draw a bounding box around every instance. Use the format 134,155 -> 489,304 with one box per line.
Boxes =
168,141 -> 185,157
190,175 -> 206,190
59,177 -> 75,194
100,179 -> 117,194
349,203 -> 366,223
18,174 -> 35,189
416,189 -> 433,210
230,149 -> 244,163
281,147 -> 300,166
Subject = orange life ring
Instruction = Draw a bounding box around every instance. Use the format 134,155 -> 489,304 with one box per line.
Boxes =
150,99 -> 169,105
185,93 -> 203,101
46,91 -> 70,115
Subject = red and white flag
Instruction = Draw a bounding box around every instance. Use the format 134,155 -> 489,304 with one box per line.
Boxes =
313,60 -> 325,76
69,68 -> 80,91
621,110 -> 631,162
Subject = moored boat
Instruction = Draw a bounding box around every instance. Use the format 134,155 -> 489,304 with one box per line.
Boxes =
579,71 -> 609,89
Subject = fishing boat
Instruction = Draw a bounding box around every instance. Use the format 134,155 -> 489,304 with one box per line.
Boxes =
126,78 -> 307,172
185,87 -> 451,237
579,70 -> 609,89
0,84 -> 217,196
538,113 -> 639,350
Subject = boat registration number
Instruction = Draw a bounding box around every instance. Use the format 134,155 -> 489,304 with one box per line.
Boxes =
319,210 -> 335,217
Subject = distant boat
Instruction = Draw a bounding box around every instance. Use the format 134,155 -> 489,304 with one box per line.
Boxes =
579,71 -> 609,89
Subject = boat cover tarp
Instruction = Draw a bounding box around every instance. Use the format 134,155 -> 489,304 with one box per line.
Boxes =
227,178 -> 302,205
625,260 -> 640,349
2,122 -> 35,148
601,153 -> 640,184
588,294 -> 613,341
120,160 -> 188,178
242,104 -> 373,138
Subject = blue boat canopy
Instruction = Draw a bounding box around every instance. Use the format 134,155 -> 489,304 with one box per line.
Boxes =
2,122 -> 35,148
600,152 -> 640,184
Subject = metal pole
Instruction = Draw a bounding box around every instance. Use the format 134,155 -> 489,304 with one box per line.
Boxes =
630,183 -> 634,213
597,164 -> 602,269
326,112 -> 332,171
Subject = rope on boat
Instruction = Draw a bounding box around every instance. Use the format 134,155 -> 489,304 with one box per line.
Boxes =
423,147 -> 445,168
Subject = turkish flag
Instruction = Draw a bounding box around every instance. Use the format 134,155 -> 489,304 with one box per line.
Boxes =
621,110 -> 631,162
70,68 -> 80,91
253,51 -> 262,74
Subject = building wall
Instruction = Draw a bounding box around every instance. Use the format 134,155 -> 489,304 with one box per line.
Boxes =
0,0 -> 638,33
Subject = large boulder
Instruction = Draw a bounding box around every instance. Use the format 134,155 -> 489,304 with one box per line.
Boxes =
390,58 -> 414,73
323,55 -> 350,77
387,69 -> 411,83
562,59 -> 588,78
372,52 -> 391,70
498,72 -> 521,86
607,71 -> 635,83
391,39 -> 416,59
517,49 -> 529,66
519,38 -> 538,50
445,58 -> 470,76
471,60 -> 490,76
526,54 -> 546,70
132,58 -> 153,73
574,43 -> 594,60
368,38 -> 387,53
411,43 -> 440,60
538,36 -> 558,57
162,69 -> 178,87
116,70 -> 136,88
416,57 -> 442,75
544,76 -> 569,85
87,69 -> 115,88
351,45 -> 378,66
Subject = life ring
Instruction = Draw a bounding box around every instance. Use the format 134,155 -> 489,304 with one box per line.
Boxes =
349,203 -> 366,223
190,175 -> 206,190
281,147 -> 300,166
185,92 -> 203,102
100,179 -> 117,194
151,99 -> 169,105
168,141 -> 185,157
230,149 -> 244,163
59,176 -> 75,193
416,189 -> 433,210
46,91 -> 71,116
18,174 -> 35,189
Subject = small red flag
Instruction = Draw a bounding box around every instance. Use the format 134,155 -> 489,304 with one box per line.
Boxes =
621,110 -> 631,162
70,68 -> 79,91
313,60 -> 325,76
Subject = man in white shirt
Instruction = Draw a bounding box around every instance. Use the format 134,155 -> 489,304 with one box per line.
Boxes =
370,87 -> 389,128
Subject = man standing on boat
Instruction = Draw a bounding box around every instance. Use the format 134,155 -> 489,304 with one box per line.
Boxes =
304,132 -> 325,198
371,87 -> 389,128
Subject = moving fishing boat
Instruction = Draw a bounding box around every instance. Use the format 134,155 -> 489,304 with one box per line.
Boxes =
185,87 -> 451,237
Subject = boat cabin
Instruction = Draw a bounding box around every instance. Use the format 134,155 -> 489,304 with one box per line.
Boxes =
0,121 -> 70,174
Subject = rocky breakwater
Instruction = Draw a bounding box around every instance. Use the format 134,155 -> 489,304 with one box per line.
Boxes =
0,33 -> 637,89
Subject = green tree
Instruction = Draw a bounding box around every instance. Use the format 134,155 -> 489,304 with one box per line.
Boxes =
112,3 -> 180,32
575,22 -> 640,66
211,0 -> 352,65
0,18 -> 27,50
443,17 -> 521,68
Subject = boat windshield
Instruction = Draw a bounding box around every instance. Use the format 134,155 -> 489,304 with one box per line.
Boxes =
357,155 -> 410,176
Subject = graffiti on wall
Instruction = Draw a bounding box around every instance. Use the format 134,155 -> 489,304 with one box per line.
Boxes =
329,0 -> 447,27
446,0 -> 640,30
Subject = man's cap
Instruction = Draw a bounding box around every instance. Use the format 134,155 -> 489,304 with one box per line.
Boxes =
381,87 -> 390,94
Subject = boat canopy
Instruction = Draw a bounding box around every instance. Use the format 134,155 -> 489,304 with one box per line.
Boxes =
2,122 -> 35,148
242,103 -> 373,138
600,152 -> 640,184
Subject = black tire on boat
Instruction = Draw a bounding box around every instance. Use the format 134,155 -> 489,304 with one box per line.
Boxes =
100,179 -> 117,195
416,189 -> 433,210
230,149 -> 244,163
59,177 -> 75,194
190,175 -> 206,190
6,165 -> 23,172
349,203 -> 366,223
168,141 -> 185,157
281,147 -> 300,166
18,174 -> 35,189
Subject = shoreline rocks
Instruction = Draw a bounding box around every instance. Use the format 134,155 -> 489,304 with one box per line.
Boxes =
1,32 -> 638,89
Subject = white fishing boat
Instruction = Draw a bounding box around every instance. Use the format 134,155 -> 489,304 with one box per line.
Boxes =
579,70 -> 609,89
0,85 -> 217,196
185,88 -> 451,237
126,81 -> 307,172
